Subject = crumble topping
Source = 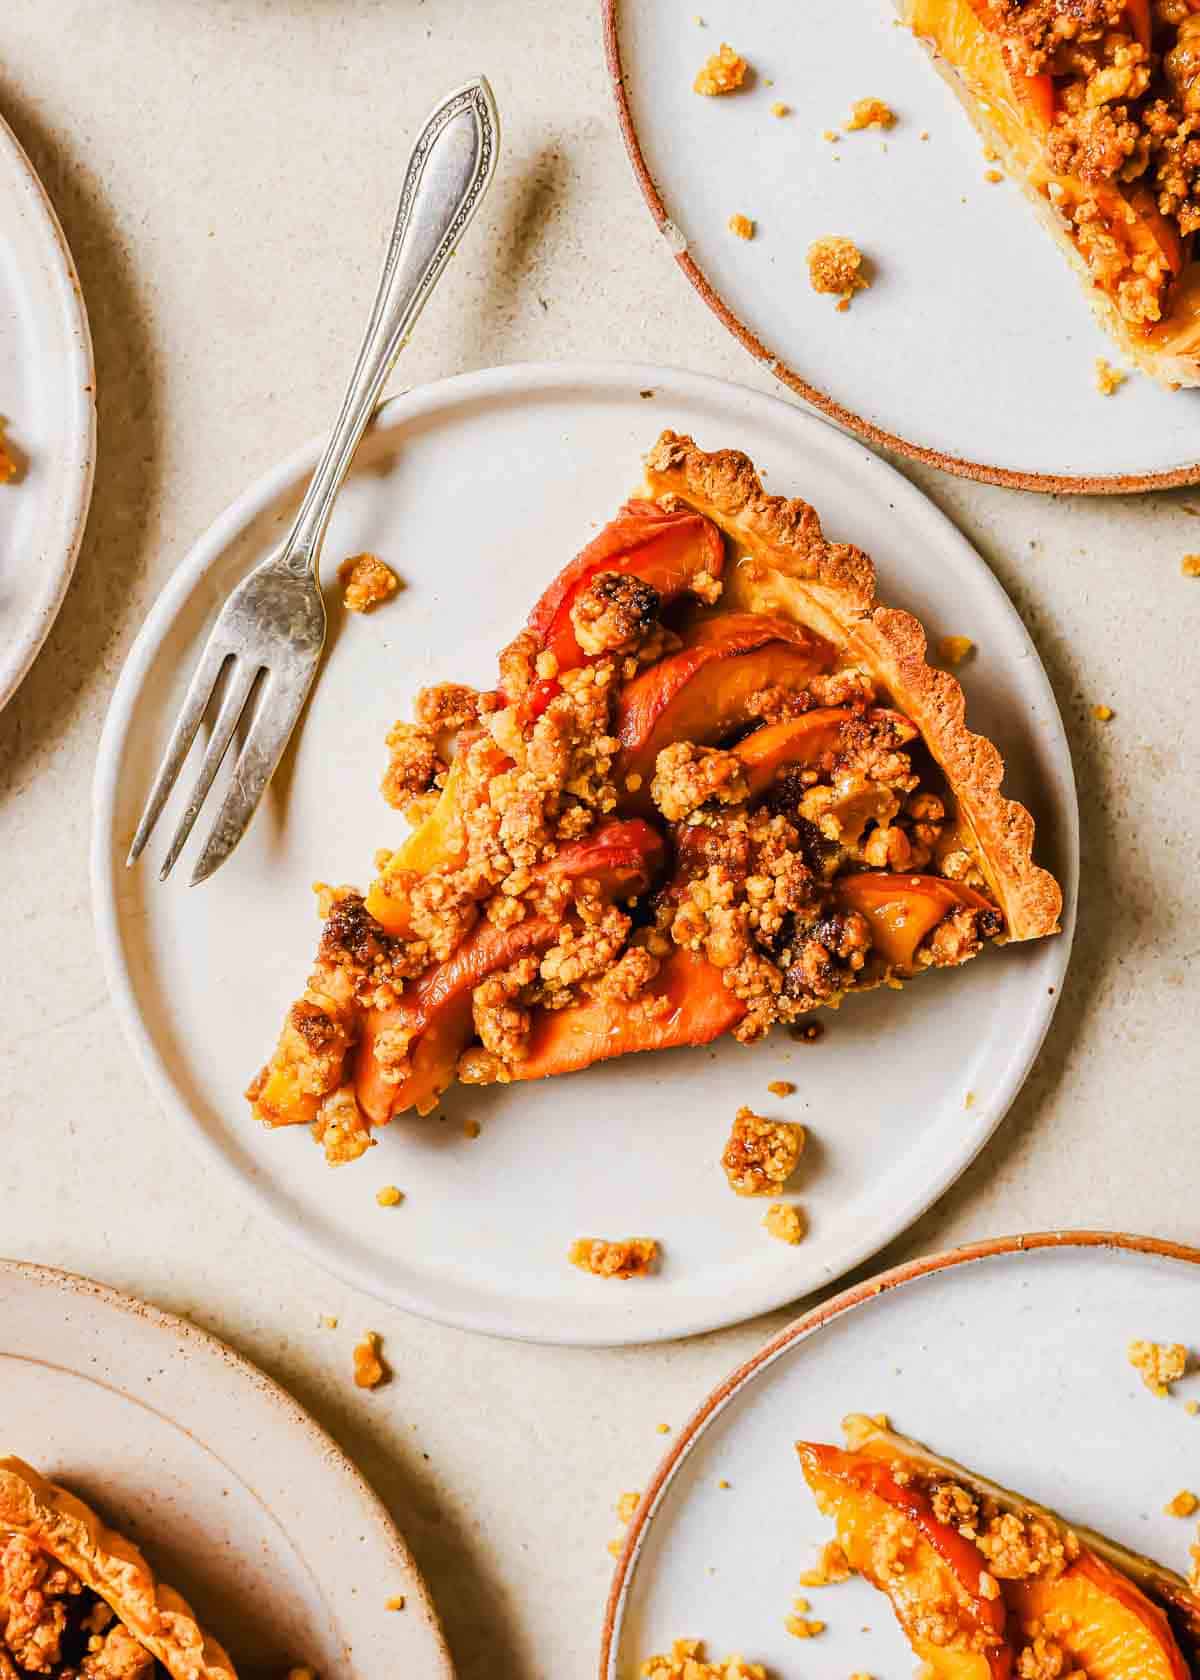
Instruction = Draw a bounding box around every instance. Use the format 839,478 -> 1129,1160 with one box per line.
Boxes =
694,44 -> 749,96
767,1079 -> 795,1096
846,98 -> 896,131
338,552 -> 400,614
375,1184 -> 403,1206
1129,1337 -> 1189,1393
1164,1489 -> 1198,1516
1094,356 -> 1128,393
0,1533 -> 165,1680
728,214 -> 756,240
640,1640 -> 767,1680
764,1203 -> 805,1245
721,1106 -> 804,1196
569,1237 -> 659,1278
352,1330 -> 388,1389
785,1614 -> 825,1638
1183,553 -> 1200,575
798,1539 -> 852,1587
807,237 -> 870,305
771,102 -> 790,118
938,636 -> 975,666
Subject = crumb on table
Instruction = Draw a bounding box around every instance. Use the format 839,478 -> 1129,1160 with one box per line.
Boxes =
1182,555 -> 1200,577
785,1614 -> 826,1639
767,1080 -> 796,1097
569,1236 -> 659,1279
1128,1338 -> 1188,1396
722,1106 -> 804,1196
640,1639 -> 768,1680
938,635 -> 974,666
694,43 -> 748,96
339,551 -> 400,613
353,1330 -> 389,1389
798,1539 -> 852,1587
728,214 -> 755,241
764,1203 -> 805,1246
1165,1490 -> 1199,1517
807,237 -> 869,307
376,1184 -> 403,1207
1094,358 -> 1128,397
846,98 -> 895,131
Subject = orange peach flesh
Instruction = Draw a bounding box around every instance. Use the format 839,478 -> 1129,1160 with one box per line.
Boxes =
1011,1551 -> 1191,1680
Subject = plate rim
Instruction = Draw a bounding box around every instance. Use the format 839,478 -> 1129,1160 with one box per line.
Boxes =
90,358 -> 1078,1347
601,0 -> 1200,497
599,1228 -> 1200,1679
0,1255 -> 455,1678
0,109 -> 97,711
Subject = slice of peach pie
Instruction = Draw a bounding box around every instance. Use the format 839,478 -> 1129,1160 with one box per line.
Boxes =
0,1457 -> 236,1680
797,1414 -> 1200,1680
248,432 -> 1063,1165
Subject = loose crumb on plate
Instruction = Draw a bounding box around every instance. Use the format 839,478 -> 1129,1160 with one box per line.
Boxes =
790,1021 -> 825,1044
823,129 -> 840,142
694,43 -> 748,96
1182,554 -> 1200,577
385,1595 -> 406,1612
728,213 -> 756,241
938,634 -> 974,666
318,1314 -> 338,1329
807,237 -> 869,306
1165,1490 -> 1199,1517
764,1203 -> 805,1246
640,1639 -> 768,1680
770,101 -> 790,118
767,1080 -> 796,1097
846,98 -> 895,131
617,1490 -> 642,1524
1188,1400 -> 1200,1416
1128,1338 -> 1188,1396
376,1184 -> 403,1207
798,1539 -> 852,1587
785,1615 -> 826,1639
352,1330 -> 389,1389
463,1118 -> 481,1139
964,1090 -> 977,1110
1092,703 -> 1114,722
657,1422 -> 672,1434
984,168 -> 1005,183
0,430 -> 15,483
569,1236 -> 659,1279
723,1106 -> 805,1196
1094,357 -> 1128,396
338,551 -> 401,614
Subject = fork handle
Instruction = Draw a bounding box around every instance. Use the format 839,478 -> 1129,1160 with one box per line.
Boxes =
280,77 -> 500,577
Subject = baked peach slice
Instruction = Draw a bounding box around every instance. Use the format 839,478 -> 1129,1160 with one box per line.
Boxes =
356,820 -> 666,1120
616,613 -> 837,798
796,1441 -> 1011,1680
833,872 -> 998,970
733,707 -> 918,801
1011,1551 -> 1191,1680
528,497 -> 725,671
511,946 -> 745,1082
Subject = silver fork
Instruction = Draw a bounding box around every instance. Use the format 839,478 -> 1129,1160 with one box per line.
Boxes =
127,76 -> 500,885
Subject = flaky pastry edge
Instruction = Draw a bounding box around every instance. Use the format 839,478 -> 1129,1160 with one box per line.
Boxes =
0,1457 -> 237,1680
642,431 -> 1063,942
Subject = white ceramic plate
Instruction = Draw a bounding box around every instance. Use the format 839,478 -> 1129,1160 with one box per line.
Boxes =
607,1 -> 1200,492
603,1232 -> 1200,1679
0,1259 -> 452,1678
0,111 -> 95,708
92,362 -> 1077,1347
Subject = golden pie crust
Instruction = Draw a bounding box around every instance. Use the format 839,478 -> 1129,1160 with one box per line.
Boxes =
643,431 -> 1062,941
0,1457 -> 236,1680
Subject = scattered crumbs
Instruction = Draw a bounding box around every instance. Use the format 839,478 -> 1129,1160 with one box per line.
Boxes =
694,43 -> 748,96
1182,554 -> 1200,576
792,1597 -> 810,1613
385,1595 -> 406,1612
338,552 -> 401,614
984,169 -> 1004,183
318,1314 -> 338,1329
790,1020 -> 825,1044
964,1090 -> 977,1110
808,236 -> 869,307
352,1331 -> 389,1390
0,428 -> 15,484
1188,1400 -> 1200,1417
771,101 -> 790,118
851,1673 -> 875,1680
718,1478 -> 731,1489
1094,357 -> 1128,397
639,1640 -> 767,1680
607,1537 -> 625,1560
846,97 -> 896,131
1165,1490 -> 1199,1518
799,1540 -> 852,1587
920,129 -> 930,140
938,634 -> 974,666
657,1422 -> 672,1434
768,1079 -> 796,1097
785,1615 -> 826,1639
822,130 -> 841,143
764,1203 -> 805,1246
639,389 -> 656,399
570,1236 -> 659,1279
694,12 -> 705,22
728,213 -> 756,241
376,1184 -> 403,1207
723,1106 -> 805,1196
1128,1338 -> 1189,1396
463,1118 -> 481,1139
617,1490 -> 642,1524
1092,703 -> 1114,722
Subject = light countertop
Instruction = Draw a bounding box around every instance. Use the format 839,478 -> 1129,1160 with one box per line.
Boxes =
2,5 -> 1197,1676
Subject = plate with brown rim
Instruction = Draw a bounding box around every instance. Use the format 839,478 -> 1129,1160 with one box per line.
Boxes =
93,363 -> 1076,1347
604,1 -> 1200,493
602,1231 -> 1200,1678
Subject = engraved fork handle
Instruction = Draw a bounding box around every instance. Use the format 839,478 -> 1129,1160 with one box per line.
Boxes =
280,76 -> 500,579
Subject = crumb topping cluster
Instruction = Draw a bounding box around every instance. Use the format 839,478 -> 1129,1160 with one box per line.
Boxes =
0,1533 -> 165,1680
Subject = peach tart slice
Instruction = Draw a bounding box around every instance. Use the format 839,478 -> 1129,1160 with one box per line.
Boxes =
248,432 -> 1061,1166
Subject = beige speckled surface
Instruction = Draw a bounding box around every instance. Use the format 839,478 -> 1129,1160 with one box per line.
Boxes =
1,5 -> 1198,1677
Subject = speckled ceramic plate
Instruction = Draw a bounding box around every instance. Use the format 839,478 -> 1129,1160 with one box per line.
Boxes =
93,362 -> 1077,1347
606,1 -> 1200,492
602,1232 -> 1200,1679
0,110 -> 95,709
0,1259 -> 453,1678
